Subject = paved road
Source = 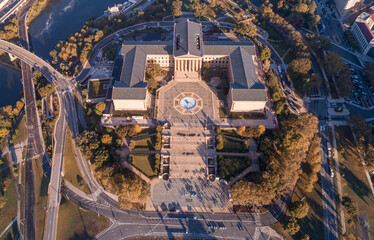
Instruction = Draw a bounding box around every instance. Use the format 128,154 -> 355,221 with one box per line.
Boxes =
309,94 -> 339,240
16,0 -> 46,238
0,0 -> 26,23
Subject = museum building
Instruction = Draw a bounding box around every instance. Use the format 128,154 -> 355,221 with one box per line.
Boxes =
111,18 -> 267,113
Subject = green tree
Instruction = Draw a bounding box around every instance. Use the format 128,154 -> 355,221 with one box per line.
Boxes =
335,69 -> 353,97
342,196 -> 358,216
289,201 -> 309,219
288,58 -> 312,76
283,217 -> 300,235
324,52 -> 345,77
234,22 -> 257,38
260,46 -> 271,61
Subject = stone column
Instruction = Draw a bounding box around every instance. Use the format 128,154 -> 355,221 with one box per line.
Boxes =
184,60 -> 187,72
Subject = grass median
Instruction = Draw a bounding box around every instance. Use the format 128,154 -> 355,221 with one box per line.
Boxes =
63,129 -> 90,194
0,154 -> 18,235
56,196 -> 109,240
335,126 -> 374,239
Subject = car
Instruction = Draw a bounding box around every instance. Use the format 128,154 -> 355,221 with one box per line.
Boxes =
190,192 -> 197,197
193,215 -> 197,219
330,169 -> 334,178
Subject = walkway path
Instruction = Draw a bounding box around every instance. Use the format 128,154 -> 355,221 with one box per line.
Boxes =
122,161 -> 151,183
0,217 -> 17,239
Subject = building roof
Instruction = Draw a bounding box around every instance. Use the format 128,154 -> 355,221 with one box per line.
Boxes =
203,41 -> 256,55
173,19 -> 203,57
112,86 -> 147,100
229,47 -> 261,89
356,22 -> 374,43
231,89 -> 267,101
121,41 -> 172,55
119,46 -> 147,87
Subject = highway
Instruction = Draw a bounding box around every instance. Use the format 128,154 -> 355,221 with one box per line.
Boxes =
16,0 -> 46,238
0,36 -> 77,240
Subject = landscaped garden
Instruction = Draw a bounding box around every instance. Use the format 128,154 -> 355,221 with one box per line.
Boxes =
88,79 -> 110,99
128,154 -> 160,178
216,135 -> 248,153
217,155 -> 251,181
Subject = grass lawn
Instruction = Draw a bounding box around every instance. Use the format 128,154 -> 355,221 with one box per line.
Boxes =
88,79 -> 110,99
63,129 -> 90,194
271,173 -> 324,239
0,154 -> 18,235
221,129 -> 242,138
0,220 -> 19,240
33,157 -> 50,240
335,126 -> 374,239
135,127 -> 157,138
283,50 -> 296,64
133,136 -> 156,151
217,136 -> 248,153
217,155 -> 250,181
56,196 -> 109,240
129,154 -> 157,178
10,115 -> 27,147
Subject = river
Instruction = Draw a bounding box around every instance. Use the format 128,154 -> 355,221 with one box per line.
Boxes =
0,64 -> 23,107
30,0 -> 123,60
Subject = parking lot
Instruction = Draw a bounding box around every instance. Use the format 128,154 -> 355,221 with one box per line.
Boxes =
346,65 -> 374,109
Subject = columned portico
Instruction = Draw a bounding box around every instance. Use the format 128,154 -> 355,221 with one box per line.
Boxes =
174,58 -> 202,73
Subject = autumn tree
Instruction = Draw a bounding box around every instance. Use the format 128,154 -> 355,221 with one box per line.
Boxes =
289,201 -> 309,219
95,102 -> 106,115
118,174 -> 149,209
172,0 -> 182,17
101,134 -> 112,145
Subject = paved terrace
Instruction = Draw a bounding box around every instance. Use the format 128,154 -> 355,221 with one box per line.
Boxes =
149,127 -> 230,213
156,79 -> 220,127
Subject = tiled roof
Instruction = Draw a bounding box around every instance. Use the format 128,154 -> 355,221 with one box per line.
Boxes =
357,22 -> 374,43
173,19 -> 203,57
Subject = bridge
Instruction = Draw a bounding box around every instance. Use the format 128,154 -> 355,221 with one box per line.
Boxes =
0,0 -> 27,23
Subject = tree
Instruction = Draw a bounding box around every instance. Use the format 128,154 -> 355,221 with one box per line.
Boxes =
172,0 -> 182,17
118,174 -> 149,209
260,46 -> 271,61
156,125 -> 162,132
95,102 -> 106,115
101,134 -> 112,145
288,58 -> 312,76
215,127 -> 221,134
234,22 -> 257,38
283,217 -> 300,235
335,69 -> 353,97
128,124 -> 142,137
289,201 -> 309,219
190,0 -> 208,18
324,52 -> 345,77
129,140 -> 136,150
38,84 -> 55,98
215,134 -> 224,150
342,196 -> 358,216
154,132 -> 162,150
49,50 -> 58,59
